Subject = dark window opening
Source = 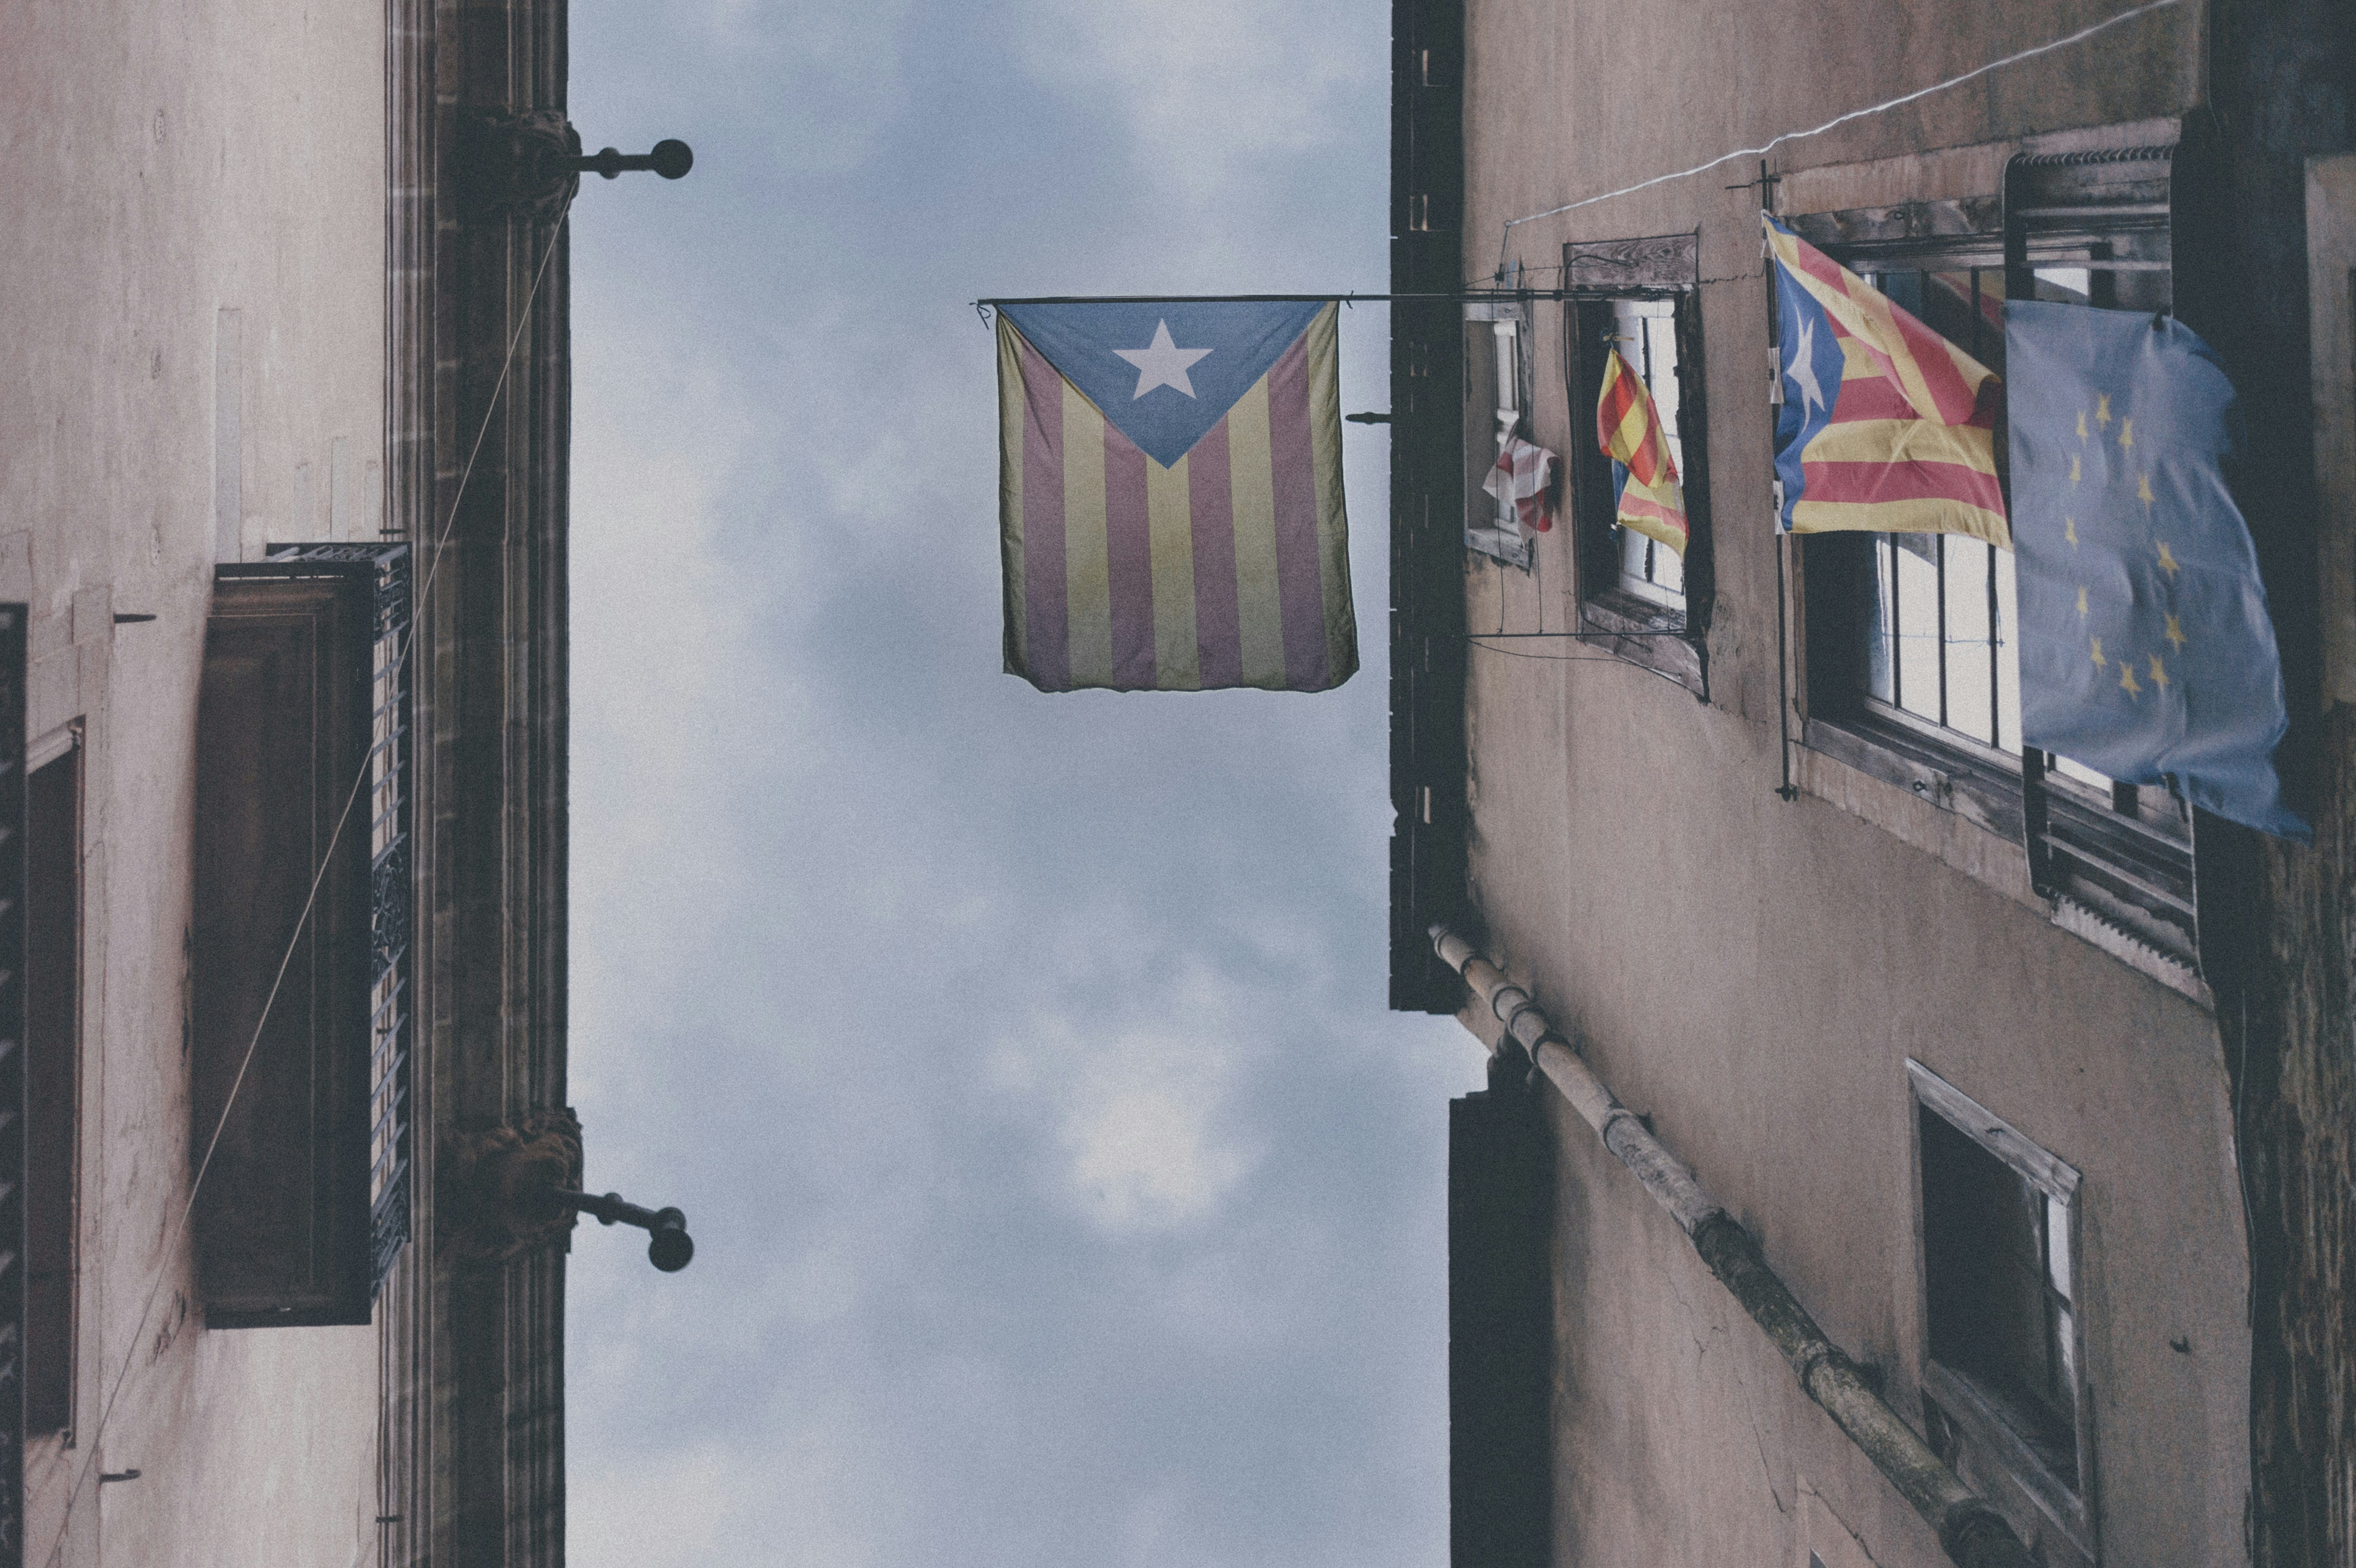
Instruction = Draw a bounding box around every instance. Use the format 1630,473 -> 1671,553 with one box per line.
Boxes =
24,747 -> 78,1436
1920,1102 -> 2080,1489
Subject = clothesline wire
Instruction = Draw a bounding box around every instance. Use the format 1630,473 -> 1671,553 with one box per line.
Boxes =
1490,0 -> 2184,278
37,199 -> 577,1568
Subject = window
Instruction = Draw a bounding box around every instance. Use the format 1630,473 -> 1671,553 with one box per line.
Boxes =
1563,231 -> 1709,690
0,605 -> 22,1542
194,544 -> 412,1325
1602,300 -> 1686,609
1793,145 -> 2199,982
25,735 -> 81,1435
1840,266 -> 2016,751
1910,1061 -> 2092,1566
1462,300 -> 1535,569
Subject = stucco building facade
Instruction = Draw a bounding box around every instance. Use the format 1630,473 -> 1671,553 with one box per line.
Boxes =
0,0 -> 600,1559
1390,2 -> 2353,1565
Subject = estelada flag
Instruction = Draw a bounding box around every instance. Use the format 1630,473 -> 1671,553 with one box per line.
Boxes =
1595,348 -> 1687,555
995,301 -> 1358,692
1765,213 -> 2009,549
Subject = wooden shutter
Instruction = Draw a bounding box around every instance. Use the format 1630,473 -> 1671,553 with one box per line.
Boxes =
191,576 -> 374,1326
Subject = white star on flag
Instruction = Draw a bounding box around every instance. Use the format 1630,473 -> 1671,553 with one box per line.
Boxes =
1113,320 -> 1212,400
1786,316 -> 1827,420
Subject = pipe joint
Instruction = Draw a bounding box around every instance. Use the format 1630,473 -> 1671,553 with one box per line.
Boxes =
1937,1502 -> 2039,1568
1795,1339 -> 1855,1400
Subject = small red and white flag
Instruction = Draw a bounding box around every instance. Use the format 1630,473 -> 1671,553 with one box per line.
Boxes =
1483,436 -> 1557,534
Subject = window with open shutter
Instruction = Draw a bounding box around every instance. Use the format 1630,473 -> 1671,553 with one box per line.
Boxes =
192,545 -> 411,1326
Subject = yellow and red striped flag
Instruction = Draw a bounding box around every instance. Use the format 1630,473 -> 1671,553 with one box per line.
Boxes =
1595,347 -> 1688,555
995,301 -> 1357,692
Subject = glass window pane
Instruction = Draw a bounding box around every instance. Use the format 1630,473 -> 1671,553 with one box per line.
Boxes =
2054,752 -> 2112,790
2046,1194 -> 2072,1298
1867,536 -> 1896,703
1944,536 -> 1995,744
2035,266 -> 2092,304
1609,302 -> 1685,605
1643,312 -> 1682,473
1653,536 -> 1683,594
1895,535 -> 1941,721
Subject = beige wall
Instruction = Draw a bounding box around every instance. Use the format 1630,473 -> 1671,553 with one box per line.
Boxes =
0,0 -> 388,1558
1454,1 -> 2248,1563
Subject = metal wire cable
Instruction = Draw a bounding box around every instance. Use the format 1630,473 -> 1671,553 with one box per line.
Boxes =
37,198 -> 575,1568
1490,0 -> 2185,277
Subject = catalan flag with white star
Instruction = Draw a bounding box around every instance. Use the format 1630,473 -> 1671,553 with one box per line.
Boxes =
995,301 -> 1356,692
2007,300 -> 2306,840
1766,213 -> 2009,548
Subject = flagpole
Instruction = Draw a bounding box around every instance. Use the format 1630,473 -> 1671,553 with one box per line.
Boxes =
1759,172 -> 1800,805
976,290 -> 1600,307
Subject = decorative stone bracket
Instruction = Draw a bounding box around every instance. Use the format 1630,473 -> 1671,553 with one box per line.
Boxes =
441,1109 -> 586,1265
441,1109 -> 696,1272
455,110 -> 697,225
455,110 -> 583,226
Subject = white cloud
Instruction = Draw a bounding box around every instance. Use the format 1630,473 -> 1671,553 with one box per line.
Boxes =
571,1436 -> 883,1568
997,966 -> 1262,1232
583,0 -> 917,174
1015,0 -> 1376,201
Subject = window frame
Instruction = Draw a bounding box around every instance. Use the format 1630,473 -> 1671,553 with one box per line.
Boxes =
1908,1059 -> 2094,1566
1562,231 -> 1711,694
0,603 -> 26,1550
1462,297 -> 1538,571
23,731 -> 81,1438
1786,145 -> 2203,989
195,544 -> 413,1327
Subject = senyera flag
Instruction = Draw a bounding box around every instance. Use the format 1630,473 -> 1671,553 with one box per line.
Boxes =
1765,213 -> 2009,549
1595,347 -> 1687,555
995,301 -> 1358,692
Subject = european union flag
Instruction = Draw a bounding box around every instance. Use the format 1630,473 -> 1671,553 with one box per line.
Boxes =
2008,301 -> 2306,841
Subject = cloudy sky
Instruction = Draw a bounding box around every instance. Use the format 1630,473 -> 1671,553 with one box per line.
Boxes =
560,2 -> 1482,1565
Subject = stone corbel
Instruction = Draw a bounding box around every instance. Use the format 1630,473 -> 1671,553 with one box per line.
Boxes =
454,110 -> 583,226
441,1109 -> 585,1266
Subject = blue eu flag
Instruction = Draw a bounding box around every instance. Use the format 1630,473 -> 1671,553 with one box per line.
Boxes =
2008,301 -> 2306,841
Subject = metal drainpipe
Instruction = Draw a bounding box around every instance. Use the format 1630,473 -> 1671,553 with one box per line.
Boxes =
1429,925 -> 2037,1568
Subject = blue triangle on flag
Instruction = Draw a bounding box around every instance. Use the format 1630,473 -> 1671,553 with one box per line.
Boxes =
999,301 -> 1325,468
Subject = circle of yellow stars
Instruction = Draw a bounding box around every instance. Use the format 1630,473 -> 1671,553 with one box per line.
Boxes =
2069,390 -> 2184,703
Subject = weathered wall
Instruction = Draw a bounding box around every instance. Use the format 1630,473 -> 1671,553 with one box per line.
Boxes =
1451,1 -> 2258,1563
2194,5 -> 2356,1562
0,0 -> 388,1558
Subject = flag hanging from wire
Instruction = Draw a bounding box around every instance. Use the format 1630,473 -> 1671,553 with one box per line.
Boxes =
1596,347 -> 1688,555
995,301 -> 1358,692
1766,213 -> 2010,548
1484,436 -> 1557,535
2008,300 -> 2306,841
